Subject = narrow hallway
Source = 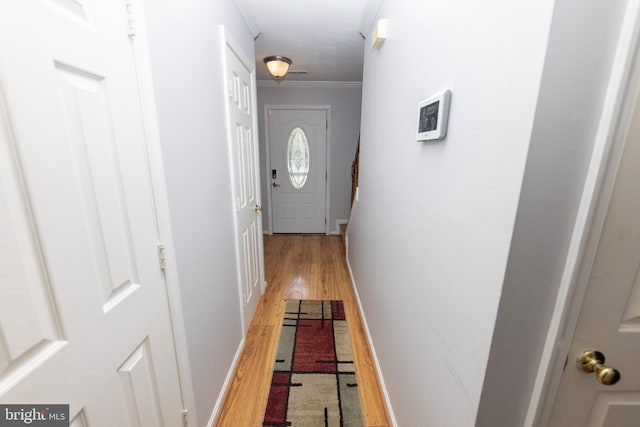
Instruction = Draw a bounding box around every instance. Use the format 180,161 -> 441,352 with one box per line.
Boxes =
215,234 -> 391,426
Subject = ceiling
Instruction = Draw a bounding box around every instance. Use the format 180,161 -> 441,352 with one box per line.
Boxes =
234,0 -> 380,82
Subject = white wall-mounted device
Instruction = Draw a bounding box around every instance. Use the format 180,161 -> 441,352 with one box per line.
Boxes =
371,19 -> 389,49
416,89 -> 452,141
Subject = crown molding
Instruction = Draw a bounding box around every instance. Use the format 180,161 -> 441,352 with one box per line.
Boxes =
257,80 -> 362,89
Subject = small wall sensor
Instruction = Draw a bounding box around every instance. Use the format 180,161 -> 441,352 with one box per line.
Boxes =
371,19 -> 389,49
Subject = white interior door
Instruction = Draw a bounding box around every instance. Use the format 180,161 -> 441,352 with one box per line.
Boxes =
0,1 -> 184,425
268,109 -> 327,234
224,36 -> 265,335
548,73 -> 640,426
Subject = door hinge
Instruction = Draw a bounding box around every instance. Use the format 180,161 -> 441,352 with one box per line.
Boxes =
181,409 -> 189,427
125,1 -> 136,36
157,242 -> 167,270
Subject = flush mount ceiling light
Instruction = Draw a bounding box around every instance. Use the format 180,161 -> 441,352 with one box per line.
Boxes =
263,55 -> 292,82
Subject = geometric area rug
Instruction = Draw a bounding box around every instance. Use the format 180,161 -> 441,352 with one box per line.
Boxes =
262,300 -> 365,426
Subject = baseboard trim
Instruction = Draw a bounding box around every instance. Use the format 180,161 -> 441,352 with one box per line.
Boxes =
345,254 -> 398,426
329,219 -> 348,235
208,337 -> 246,426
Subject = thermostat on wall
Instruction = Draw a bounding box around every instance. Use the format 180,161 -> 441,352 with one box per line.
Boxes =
417,89 -> 452,141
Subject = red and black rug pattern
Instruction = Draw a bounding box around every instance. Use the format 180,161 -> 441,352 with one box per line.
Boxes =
262,300 -> 365,427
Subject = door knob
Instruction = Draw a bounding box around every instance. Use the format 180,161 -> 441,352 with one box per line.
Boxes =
253,204 -> 262,212
272,182 -> 280,188
578,350 -> 621,386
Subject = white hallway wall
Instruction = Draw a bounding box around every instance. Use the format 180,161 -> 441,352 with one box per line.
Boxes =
143,0 -> 253,423
348,0 -> 553,425
348,0 -> 629,425
257,84 -> 362,233
349,1 -> 554,422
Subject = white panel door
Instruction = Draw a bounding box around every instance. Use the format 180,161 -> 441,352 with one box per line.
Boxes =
548,74 -> 640,426
225,40 -> 265,334
0,1 -> 184,425
268,109 -> 327,234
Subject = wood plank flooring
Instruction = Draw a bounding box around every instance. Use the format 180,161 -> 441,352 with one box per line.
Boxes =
214,234 -> 391,427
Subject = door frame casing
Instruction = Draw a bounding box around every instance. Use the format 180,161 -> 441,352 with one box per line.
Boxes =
526,3 -> 640,425
264,105 -> 331,234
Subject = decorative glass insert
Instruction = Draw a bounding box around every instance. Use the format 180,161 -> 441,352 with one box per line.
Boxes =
287,127 -> 310,189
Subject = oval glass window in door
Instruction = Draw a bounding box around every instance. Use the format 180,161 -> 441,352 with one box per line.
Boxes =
287,127 -> 310,189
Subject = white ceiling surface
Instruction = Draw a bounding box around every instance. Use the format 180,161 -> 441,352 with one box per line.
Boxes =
235,0 -> 374,82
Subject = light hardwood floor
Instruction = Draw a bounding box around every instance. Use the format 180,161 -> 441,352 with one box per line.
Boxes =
214,234 -> 392,426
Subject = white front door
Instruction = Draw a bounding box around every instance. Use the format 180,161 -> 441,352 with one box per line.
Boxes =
224,35 -> 265,334
268,109 -> 327,234
548,73 -> 640,426
0,1 -> 184,425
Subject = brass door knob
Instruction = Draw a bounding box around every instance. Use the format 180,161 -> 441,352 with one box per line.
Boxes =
578,350 -> 621,386
253,204 -> 262,212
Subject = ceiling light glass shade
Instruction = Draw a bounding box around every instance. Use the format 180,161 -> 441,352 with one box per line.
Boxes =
264,55 -> 292,81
